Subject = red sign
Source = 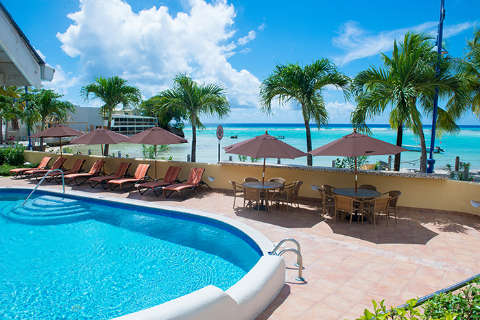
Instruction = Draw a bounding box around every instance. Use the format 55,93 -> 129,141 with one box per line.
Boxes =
216,125 -> 224,140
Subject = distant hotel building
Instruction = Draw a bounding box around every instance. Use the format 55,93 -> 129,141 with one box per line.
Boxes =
67,107 -> 157,136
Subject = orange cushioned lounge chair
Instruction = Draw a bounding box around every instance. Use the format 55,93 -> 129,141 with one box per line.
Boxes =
136,166 -> 181,196
25,157 -> 67,179
64,159 -> 104,185
162,167 -> 205,199
107,163 -> 150,190
10,156 -> 51,178
88,162 -> 131,189
44,158 -> 85,182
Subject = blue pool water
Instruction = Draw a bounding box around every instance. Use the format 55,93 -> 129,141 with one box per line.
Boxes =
0,189 -> 262,319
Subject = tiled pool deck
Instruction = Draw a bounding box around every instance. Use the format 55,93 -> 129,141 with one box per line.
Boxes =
1,177 -> 479,320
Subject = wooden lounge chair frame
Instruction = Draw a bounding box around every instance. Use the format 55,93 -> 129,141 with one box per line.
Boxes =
25,157 -> 67,179
107,163 -> 150,191
44,158 -> 85,183
162,167 -> 205,199
136,166 -> 182,196
88,162 -> 131,189
10,156 -> 51,178
64,160 -> 105,185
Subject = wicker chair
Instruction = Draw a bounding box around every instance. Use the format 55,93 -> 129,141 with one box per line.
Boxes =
384,190 -> 401,223
359,184 -> 377,191
363,197 -> 390,225
334,195 -> 354,222
272,180 -> 302,210
268,177 -> 286,186
321,184 -> 336,215
243,186 -> 262,211
229,181 -> 243,208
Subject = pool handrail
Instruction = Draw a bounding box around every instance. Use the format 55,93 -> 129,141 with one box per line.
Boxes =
23,169 -> 65,206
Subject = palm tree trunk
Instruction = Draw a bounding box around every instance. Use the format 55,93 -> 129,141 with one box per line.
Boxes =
417,124 -> 428,173
303,117 -> 313,166
4,119 -> 8,145
191,123 -> 196,162
40,119 -> 46,151
394,125 -> 403,171
104,112 -> 112,156
0,117 -> 3,144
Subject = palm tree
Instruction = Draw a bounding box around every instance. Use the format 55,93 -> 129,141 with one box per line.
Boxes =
260,59 -> 350,166
157,74 -> 229,162
351,33 -> 470,172
0,86 -> 22,144
81,76 -> 141,155
30,89 -> 75,150
463,30 -> 480,117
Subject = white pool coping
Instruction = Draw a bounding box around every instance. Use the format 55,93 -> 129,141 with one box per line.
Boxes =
2,187 -> 286,320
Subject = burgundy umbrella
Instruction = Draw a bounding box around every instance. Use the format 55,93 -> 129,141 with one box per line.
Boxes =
70,128 -> 129,156
127,127 -> 187,179
225,131 -> 306,183
33,125 -> 83,157
310,129 -> 406,191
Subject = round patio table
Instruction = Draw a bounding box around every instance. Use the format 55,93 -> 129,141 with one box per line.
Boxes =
243,181 -> 283,190
333,188 -> 381,198
243,181 -> 283,210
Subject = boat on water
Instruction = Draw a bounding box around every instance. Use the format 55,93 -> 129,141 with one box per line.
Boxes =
403,145 -> 445,153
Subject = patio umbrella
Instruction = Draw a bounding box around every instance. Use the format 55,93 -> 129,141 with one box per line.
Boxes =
33,125 -> 83,157
127,127 -> 187,179
70,128 -> 129,156
224,131 -> 306,184
310,129 -> 406,191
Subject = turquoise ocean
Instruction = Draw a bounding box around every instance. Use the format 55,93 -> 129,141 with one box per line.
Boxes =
71,124 -> 480,170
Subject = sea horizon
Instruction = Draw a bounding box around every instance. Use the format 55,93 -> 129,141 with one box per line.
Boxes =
70,123 -> 480,170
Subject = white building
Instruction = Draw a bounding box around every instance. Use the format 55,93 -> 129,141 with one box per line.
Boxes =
67,107 -> 158,136
0,2 -> 54,142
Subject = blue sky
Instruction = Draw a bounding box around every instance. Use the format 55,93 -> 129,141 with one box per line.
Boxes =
3,0 -> 479,124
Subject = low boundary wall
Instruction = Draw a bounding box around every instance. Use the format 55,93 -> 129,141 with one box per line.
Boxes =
24,151 -> 480,216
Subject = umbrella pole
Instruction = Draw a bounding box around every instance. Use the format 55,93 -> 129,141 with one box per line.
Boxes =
101,144 -> 104,156
262,158 -> 266,185
154,145 -> 157,180
59,137 -> 63,157
354,156 -> 358,192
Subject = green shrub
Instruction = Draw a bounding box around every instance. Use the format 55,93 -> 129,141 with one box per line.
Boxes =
422,280 -> 479,320
354,280 -> 479,320
3,144 -> 25,166
0,148 -> 6,165
335,156 -> 368,169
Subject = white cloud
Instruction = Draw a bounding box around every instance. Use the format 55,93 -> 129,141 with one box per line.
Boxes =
258,23 -> 266,31
333,20 -> 476,65
326,101 -> 355,122
237,30 -> 256,45
42,64 -> 79,96
56,0 -> 261,107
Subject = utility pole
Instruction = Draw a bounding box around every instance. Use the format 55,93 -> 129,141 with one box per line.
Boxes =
427,0 -> 445,173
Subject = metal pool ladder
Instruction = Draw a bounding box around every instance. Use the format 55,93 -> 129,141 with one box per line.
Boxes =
269,238 -> 305,282
23,169 -> 65,206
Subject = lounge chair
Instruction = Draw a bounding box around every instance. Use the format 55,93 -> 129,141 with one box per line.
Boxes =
24,157 -> 67,179
107,163 -> 150,190
64,160 -> 104,185
136,166 -> 181,196
10,156 -> 51,178
44,158 -> 85,182
88,162 -> 131,189
162,167 -> 205,199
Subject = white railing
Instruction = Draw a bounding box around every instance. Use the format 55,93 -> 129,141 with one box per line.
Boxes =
23,169 -> 65,206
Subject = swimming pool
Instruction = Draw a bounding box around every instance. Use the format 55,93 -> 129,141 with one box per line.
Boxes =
0,188 -> 285,320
